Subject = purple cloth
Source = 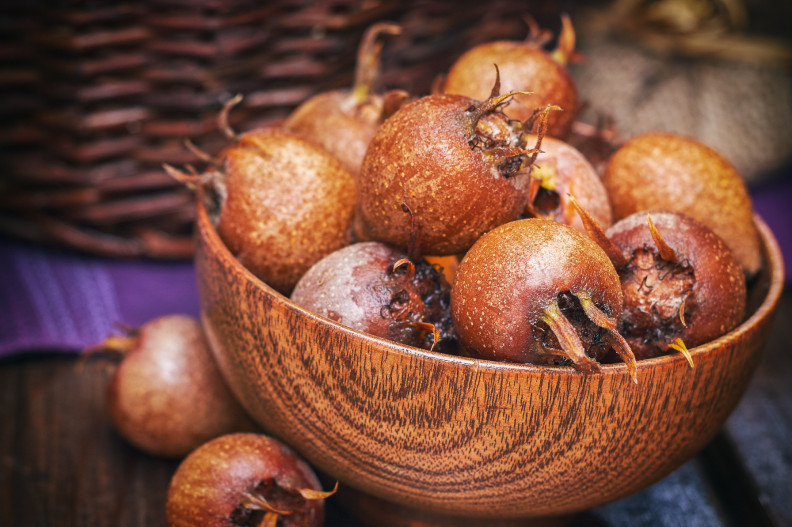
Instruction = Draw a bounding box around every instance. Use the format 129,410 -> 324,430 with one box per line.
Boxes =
0,238 -> 198,357
0,181 -> 790,358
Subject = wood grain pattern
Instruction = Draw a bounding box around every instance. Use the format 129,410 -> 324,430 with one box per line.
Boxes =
195,199 -> 784,520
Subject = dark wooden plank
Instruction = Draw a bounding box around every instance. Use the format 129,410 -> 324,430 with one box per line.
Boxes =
586,458 -> 731,527
718,289 -> 792,527
2,289 -> 790,527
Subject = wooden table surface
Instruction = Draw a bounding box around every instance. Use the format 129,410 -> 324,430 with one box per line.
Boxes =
1,290 -> 790,527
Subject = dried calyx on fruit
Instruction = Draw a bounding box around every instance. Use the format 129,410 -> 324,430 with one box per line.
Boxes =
292,204 -> 457,354
574,200 -> 747,365
451,218 -> 637,382
284,22 -> 408,178
443,14 -> 580,138
165,98 -> 356,296
522,134 -> 612,234
166,433 -> 335,527
358,69 -> 555,256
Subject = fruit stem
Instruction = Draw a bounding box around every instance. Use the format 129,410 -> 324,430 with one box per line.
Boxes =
647,214 -> 678,262
218,94 -> 243,140
352,23 -> 402,104
540,301 -> 601,374
551,14 -> 577,66
401,201 -> 421,261
570,195 -> 629,268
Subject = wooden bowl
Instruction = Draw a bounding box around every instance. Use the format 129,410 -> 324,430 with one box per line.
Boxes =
195,199 -> 784,520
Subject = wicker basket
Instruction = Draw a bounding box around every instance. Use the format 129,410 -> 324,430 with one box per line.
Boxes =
0,0 -> 564,258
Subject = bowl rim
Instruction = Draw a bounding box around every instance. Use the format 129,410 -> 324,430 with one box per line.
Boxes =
196,197 -> 785,377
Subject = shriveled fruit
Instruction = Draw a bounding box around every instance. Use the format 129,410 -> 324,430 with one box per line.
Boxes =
575,206 -> 746,362
523,134 -> 612,233
358,89 -> 550,256
443,15 -> 579,138
284,23 -> 407,177
451,218 -> 637,381
169,127 -> 357,295
94,315 -> 256,458
166,433 -> 332,527
291,241 -> 457,354
602,131 -> 761,275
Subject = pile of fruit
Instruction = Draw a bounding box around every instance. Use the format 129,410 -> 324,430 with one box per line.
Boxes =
169,18 -> 759,380
94,16 -> 762,526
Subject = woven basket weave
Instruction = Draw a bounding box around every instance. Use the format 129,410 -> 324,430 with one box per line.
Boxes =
0,0 -> 562,258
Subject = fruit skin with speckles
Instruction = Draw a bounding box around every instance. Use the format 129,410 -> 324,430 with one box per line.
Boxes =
451,218 -> 634,376
166,433 -> 325,527
602,132 -> 761,276
607,211 -> 746,360
357,93 -> 535,256
523,134 -> 612,233
104,315 -> 257,459
214,128 -> 356,296
291,241 -> 457,354
443,41 -> 578,139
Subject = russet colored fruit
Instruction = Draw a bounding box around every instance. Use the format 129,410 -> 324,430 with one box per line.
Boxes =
602,132 -> 761,275
291,241 -> 457,354
166,433 -> 329,527
98,315 -> 256,458
212,128 -> 357,295
443,15 -> 579,138
358,91 -> 546,256
523,134 -> 612,234
451,218 -> 637,381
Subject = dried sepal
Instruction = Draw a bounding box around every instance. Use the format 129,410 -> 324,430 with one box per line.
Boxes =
540,301 -> 601,374
606,330 -> 638,383
668,338 -> 694,369
575,292 -> 617,330
647,213 -> 678,262
413,322 -> 441,351
570,194 -> 628,268
391,258 -> 416,281
298,481 -> 339,501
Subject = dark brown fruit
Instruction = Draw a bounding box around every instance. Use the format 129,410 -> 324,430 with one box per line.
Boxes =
602,131 -> 761,275
291,241 -> 457,354
523,134 -> 612,233
451,218 -> 636,380
283,23 -> 407,177
213,128 -> 357,295
166,433 -> 328,527
99,315 -> 256,458
605,211 -> 746,360
443,16 -> 579,138
358,91 -> 544,256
